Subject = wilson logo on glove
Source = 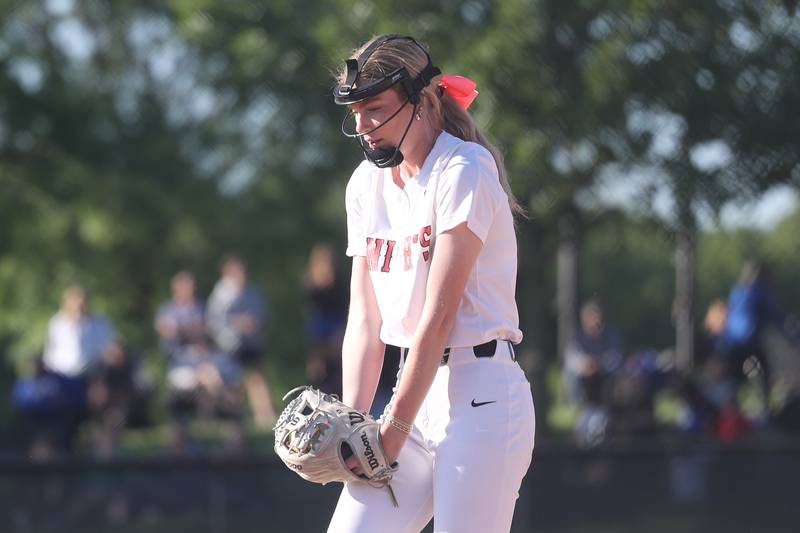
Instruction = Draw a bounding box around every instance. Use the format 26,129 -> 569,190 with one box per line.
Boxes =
274,386 -> 399,507
361,430 -> 379,470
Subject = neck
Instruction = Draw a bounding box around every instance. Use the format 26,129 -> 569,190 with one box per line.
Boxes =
394,128 -> 439,183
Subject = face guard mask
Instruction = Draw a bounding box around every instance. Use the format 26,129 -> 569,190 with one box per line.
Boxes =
333,35 -> 441,168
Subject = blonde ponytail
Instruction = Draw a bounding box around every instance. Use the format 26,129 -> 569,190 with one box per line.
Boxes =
422,86 -> 524,216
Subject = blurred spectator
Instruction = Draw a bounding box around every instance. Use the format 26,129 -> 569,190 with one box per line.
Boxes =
608,349 -> 667,438
166,334 -> 245,453
87,340 -> 152,457
16,285 -> 115,456
564,300 -> 623,446
691,300 -> 749,440
720,261 -> 790,425
695,299 -> 728,367
43,285 -> 116,378
304,243 -> 347,397
207,256 -> 276,427
12,355 -> 87,458
722,262 -> 785,384
155,271 -> 205,358
761,311 -> 800,432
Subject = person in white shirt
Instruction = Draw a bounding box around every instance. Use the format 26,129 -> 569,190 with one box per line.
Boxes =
43,285 -> 116,378
327,34 -> 535,533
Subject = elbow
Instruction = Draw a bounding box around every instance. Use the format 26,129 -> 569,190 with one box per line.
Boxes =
422,305 -> 458,341
345,310 -> 381,337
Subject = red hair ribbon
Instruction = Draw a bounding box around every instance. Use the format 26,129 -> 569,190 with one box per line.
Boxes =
438,75 -> 478,110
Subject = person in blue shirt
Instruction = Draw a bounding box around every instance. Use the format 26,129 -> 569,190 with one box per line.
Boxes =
722,261 -> 785,387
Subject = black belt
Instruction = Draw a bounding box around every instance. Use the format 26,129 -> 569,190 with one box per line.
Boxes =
387,339 -> 515,366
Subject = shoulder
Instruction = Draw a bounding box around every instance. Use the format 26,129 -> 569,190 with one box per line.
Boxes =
435,134 -> 503,197
345,160 -> 376,194
433,131 -> 494,165
448,134 -> 494,161
435,134 -> 499,184
345,160 -> 378,210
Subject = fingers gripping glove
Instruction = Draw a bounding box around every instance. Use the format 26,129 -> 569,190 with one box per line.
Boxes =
274,386 -> 399,506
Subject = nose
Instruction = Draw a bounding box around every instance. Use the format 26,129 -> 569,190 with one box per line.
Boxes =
354,111 -> 369,135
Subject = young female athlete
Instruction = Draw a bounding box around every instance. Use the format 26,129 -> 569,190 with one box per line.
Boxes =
327,34 -> 536,533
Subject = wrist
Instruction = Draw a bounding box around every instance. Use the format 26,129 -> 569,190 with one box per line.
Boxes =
380,421 -> 410,451
384,413 -> 413,435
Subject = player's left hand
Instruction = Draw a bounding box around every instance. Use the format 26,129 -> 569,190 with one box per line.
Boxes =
343,422 -> 406,477
379,421 -> 408,465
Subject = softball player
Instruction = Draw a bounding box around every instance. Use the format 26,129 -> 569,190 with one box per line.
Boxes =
328,34 -> 535,533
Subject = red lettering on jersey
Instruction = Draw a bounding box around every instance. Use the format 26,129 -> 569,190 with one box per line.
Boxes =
381,240 -> 395,272
365,237 -> 396,273
367,231 -> 429,272
366,237 -> 382,271
419,225 -> 432,262
403,236 -> 413,271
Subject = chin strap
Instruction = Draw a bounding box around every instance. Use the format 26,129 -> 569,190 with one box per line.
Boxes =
357,102 -> 418,168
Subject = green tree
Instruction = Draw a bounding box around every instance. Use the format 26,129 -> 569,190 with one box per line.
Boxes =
615,0 -> 800,369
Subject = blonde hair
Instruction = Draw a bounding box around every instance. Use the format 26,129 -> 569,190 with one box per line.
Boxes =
339,36 -> 524,215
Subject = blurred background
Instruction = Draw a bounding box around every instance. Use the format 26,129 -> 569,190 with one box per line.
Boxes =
1,0 -> 799,532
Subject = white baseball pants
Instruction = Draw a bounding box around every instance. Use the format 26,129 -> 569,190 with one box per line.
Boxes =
328,341 -> 536,533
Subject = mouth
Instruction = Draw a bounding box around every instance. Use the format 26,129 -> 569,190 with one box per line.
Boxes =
365,138 -> 383,148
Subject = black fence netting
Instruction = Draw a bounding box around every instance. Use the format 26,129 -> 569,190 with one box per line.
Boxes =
1,440 -> 796,533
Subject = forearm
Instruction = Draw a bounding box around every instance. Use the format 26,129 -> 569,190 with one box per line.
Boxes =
388,224 -> 482,427
387,312 -> 454,426
341,316 -> 384,412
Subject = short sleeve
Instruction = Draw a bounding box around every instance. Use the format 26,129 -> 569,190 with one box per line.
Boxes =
345,162 -> 371,257
434,143 -> 502,243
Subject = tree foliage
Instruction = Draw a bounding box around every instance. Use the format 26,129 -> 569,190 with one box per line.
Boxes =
1,0 -> 798,393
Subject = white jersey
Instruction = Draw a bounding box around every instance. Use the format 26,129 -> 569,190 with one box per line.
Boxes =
345,131 -> 522,348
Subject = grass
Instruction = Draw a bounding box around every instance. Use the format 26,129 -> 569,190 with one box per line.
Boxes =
73,419 -> 277,459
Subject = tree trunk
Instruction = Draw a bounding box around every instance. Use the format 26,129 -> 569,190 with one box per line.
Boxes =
674,197 -> 696,373
516,220 -> 552,434
556,208 -> 580,362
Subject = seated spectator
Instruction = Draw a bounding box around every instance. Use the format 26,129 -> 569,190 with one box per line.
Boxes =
564,300 -> 623,446
689,300 -> 749,440
155,271 -> 205,358
702,355 -> 751,441
166,334 -> 244,453
608,349 -> 667,438
87,340 -> 153,457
